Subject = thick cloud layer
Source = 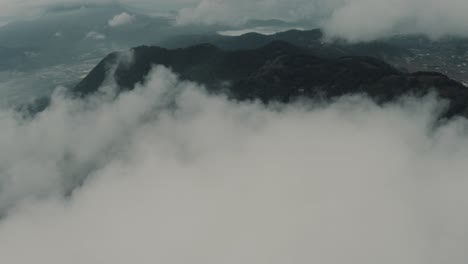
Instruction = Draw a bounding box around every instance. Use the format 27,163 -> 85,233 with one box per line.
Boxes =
322,0 -> 468,41
0,66 -> 467,263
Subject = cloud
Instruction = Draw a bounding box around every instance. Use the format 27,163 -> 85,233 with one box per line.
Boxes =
322,0 -> 468,41
85,31 -> 106,40
0,65 -> 467,263
175,0 -> 468,41
108,12 -> 136,27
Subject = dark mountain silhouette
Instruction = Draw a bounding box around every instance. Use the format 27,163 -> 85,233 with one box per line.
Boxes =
159,29 -> 412,60
74,42 -> 468,119
158,29 -> 468,84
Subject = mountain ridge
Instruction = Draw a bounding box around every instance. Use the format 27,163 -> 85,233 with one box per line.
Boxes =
74,41 -> 468,119
160,29 -> 413,60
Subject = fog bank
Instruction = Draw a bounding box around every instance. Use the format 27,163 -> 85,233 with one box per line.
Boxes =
0,66 -> 467,263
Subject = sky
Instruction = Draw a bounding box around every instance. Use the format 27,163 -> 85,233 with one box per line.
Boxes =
2,0 -> 468,40
174,0 -> 468,41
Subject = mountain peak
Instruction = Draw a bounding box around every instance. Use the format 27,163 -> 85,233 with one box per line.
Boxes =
74,42 -> 468,119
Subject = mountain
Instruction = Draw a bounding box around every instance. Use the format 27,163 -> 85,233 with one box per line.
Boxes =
159,29 -> 468,85
242,19 -> 295,28
74,42 -> 468,119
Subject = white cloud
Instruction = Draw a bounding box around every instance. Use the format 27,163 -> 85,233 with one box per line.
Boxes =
0,65 -> 467,263
322,0 -> 468,41
85,31 -> 106,40
108,12 -> 136,27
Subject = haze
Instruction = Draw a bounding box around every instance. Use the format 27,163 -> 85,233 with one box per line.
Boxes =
2,0 -> 468,40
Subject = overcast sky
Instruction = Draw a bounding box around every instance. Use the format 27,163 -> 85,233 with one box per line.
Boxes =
175,0 -> 468,40
1,0 -> 468,41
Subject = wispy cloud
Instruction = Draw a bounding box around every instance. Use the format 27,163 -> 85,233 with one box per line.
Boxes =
86,31 -> 106,40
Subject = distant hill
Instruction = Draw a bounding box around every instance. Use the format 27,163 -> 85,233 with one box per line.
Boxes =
242,19 -> 294,28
